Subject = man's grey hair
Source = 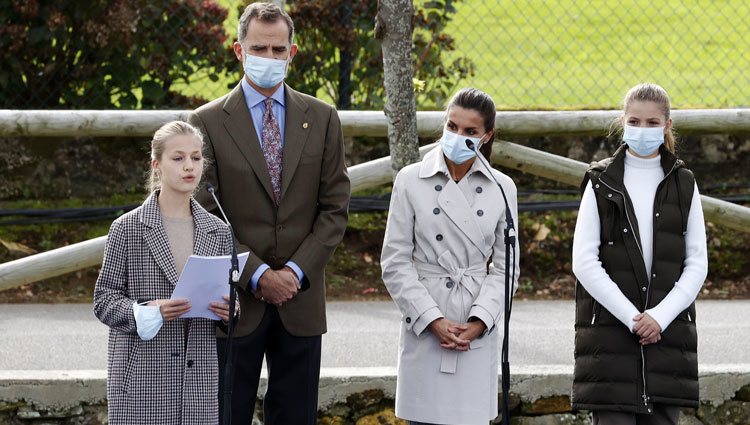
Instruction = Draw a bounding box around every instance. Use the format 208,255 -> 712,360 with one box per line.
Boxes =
238,2 -> 295,45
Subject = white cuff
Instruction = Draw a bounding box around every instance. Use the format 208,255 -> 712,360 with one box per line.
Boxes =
411,306 -> 443,336
644,307 -> 670,333
469,305 -> 496,334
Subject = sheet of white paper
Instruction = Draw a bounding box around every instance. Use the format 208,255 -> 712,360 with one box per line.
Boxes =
171,252 -> 249,320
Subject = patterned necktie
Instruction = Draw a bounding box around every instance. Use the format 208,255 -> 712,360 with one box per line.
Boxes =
262,97 -> 283,204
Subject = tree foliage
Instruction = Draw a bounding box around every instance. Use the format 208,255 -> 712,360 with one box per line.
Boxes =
284,0 -> 475,110
0,0 -> 234,109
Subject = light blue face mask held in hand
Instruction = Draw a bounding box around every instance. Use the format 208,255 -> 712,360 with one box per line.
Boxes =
623,125 -> 665,156
440,130 -> 483,165
133,301 -> 164,341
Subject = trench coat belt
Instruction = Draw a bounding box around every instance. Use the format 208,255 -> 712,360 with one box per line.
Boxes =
414,260 -> 487,374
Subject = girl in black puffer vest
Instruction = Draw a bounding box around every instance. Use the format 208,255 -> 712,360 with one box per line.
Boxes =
571,84 -> 708,425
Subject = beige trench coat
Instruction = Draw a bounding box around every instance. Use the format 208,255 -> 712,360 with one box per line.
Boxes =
381,146 -> 520,425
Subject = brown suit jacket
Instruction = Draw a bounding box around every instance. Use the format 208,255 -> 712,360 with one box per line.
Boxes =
189,83 -> 350,337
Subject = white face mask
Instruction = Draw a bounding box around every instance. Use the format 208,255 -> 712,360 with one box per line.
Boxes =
440,130 -> 484,164
133,302 -> 163,341
244,54 -> 288,88
623,125 -> 665,156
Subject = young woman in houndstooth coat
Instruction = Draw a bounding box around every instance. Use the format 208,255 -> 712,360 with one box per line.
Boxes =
94,121 -> 236,425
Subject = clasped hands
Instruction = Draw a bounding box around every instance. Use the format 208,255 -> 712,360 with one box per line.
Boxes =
428,317 -> 486,351
255,267 -> 299,307
633,312 -> 662,345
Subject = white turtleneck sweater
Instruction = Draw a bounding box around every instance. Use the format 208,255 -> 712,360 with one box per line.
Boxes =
572,150 -> 708,332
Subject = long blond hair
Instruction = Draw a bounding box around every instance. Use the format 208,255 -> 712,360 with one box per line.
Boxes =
610,83 -> 677,153
147,121 -> 205,193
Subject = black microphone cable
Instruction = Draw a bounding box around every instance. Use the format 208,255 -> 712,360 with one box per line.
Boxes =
206,183 -> 239,425
466,139 -> 517,424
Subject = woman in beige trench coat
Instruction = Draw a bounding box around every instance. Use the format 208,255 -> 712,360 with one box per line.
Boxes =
381,88 -> 521,425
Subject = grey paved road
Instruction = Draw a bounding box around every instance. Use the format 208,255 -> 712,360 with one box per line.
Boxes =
0,300 -> 748,370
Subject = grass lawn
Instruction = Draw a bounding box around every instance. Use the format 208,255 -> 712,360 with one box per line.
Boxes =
441,0 -> 750,109
175,0 -> 750,110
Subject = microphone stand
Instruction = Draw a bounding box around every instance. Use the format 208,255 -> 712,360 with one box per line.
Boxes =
466,140 -> 517,424
207,184 -> 239,425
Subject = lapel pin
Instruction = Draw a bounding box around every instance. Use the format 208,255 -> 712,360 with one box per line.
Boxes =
302,122 -> 309,129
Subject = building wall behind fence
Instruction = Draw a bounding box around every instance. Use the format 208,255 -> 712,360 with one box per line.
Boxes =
2,0 -> 749,110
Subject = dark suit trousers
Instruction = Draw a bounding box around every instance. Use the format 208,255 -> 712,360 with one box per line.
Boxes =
217,305 -> 322,425
592,405 -> 680,425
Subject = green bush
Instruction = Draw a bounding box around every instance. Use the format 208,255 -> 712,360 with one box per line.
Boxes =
0,0 -> 234,108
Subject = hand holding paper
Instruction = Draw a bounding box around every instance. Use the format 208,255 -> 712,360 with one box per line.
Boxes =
171,252 -> 249,320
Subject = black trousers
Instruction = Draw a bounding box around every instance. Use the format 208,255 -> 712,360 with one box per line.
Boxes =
592,405 -> 680,425
217,305 -> 322,425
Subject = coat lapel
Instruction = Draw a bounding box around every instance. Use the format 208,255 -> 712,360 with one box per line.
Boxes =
280,85 -> 312,202
222,83 -> 276,203
141,193 -> 179,286
190,198 -> 220,257
420,147 -> 487,254
437,180 -> 488,254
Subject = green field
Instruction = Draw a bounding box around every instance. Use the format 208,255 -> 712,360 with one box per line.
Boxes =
443,0 -> 750,109
176,0 -> 750,110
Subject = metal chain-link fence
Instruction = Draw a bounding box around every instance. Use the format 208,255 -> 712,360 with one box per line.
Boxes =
2,0 -> 748,109
445,0 -> 750,109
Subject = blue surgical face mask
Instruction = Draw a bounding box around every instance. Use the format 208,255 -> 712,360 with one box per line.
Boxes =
133,302 -> 163,341
623,125 -> 665,157
243,53 -> 288,89
440,129 -> 484,165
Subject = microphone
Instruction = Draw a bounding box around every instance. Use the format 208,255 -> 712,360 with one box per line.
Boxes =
205,183 -> 239,425
207,184 -> 238,284
465,138 -> 516,425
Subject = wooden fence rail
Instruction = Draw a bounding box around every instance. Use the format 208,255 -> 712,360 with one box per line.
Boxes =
1,140 -> 748,291
1,109 -> 750,138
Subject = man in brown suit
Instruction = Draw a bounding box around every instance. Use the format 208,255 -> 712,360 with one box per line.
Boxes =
188,3 -> 350,424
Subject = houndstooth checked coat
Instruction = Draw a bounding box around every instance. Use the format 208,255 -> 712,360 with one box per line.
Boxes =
94,192 -> 232,425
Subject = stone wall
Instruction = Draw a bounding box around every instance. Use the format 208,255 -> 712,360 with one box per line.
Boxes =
2,367 -> 749,424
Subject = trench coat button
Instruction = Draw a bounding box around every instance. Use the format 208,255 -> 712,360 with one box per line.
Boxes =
655,212 -> 660,217
595,184 -> 600,188
277,225 -> 284,232
433,208 -> 440,215
436,234 -> 443,241
477,209 -> 484,216
608,193 -> 613,198
187,360 -> 194,368
652,273 -> 656,278
623,228 -> 628,233
405,317 -> 412,323
435,184 -> 442,191
476,187 -> 483,193
642,286 -> 647,292
446,281 -> 454,289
